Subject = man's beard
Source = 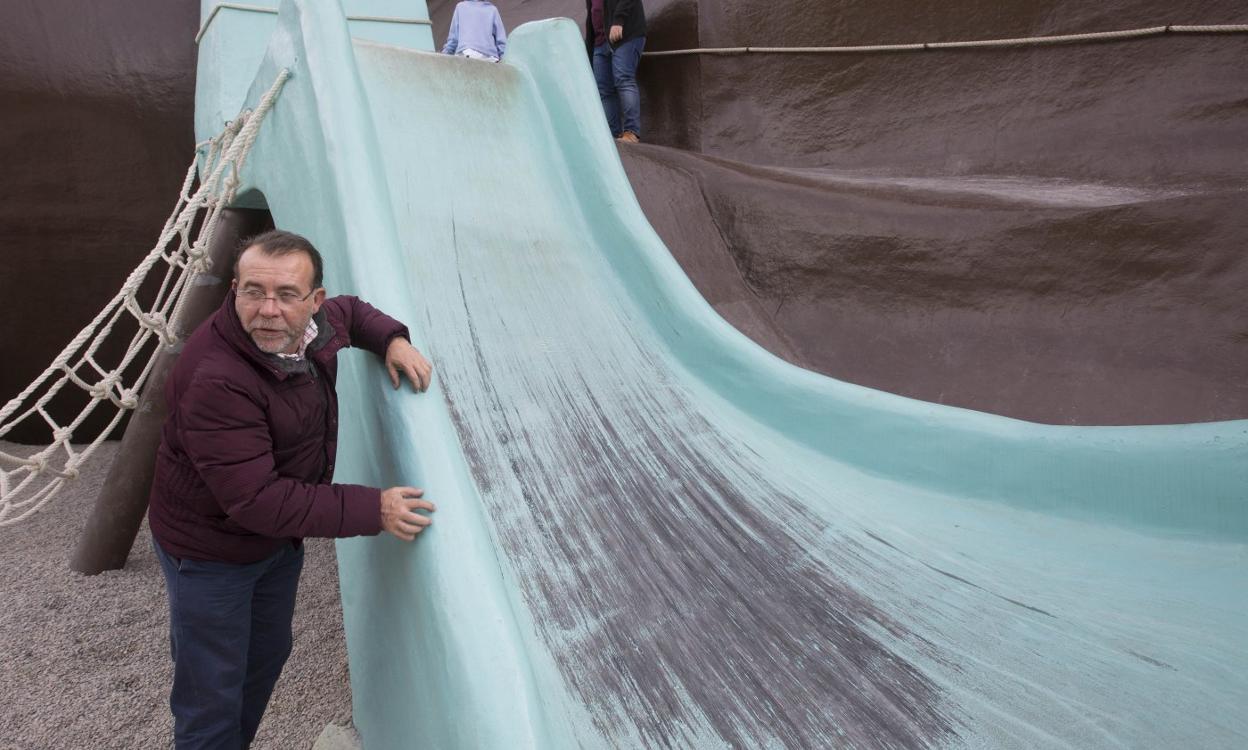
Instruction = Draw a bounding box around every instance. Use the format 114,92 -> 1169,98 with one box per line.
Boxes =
247,321 -> 301,354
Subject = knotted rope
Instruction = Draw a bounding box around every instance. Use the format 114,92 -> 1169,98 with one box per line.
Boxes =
0,69 -> 290,527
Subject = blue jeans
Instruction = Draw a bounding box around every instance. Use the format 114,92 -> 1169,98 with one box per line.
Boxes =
592,36 -> 646,138
154,540 -> 304,749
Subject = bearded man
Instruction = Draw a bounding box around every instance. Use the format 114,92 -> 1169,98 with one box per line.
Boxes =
147,229 -> 434,748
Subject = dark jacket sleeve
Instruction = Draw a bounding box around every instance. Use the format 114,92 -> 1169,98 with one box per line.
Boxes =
327,295 -> 410,357
177,375 -> 382,539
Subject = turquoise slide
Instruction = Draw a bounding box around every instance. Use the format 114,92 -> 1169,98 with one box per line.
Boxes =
196,1 -> 1246,747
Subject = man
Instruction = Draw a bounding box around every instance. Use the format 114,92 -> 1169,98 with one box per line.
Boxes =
585,0 -> 646,143
147,229 -> 435,748
442,0 -> 508,62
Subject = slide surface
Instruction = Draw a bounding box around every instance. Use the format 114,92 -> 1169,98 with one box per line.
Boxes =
197,2 -> 1248,747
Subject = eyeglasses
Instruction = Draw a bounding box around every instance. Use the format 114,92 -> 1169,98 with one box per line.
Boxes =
235,287 -> 317,308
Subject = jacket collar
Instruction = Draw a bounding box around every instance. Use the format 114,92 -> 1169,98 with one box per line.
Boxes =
214,292 -> 332,380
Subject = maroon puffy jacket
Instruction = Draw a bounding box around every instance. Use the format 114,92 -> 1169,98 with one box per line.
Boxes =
148,292 -> 409,563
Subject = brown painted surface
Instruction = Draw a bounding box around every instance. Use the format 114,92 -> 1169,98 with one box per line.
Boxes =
452,0 -> 1248,424
622,145 -> 1248,424
0,0 -> 199,443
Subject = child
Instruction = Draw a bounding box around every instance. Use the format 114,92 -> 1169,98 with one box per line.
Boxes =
442,0 -> 508,62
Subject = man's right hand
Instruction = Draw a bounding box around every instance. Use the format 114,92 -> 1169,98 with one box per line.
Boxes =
380,486 -> 436,541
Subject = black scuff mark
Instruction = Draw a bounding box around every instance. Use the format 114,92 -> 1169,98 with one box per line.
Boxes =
1128,650 -> 1178,671
441,351 -> 959,748
864,530 -> 1057,619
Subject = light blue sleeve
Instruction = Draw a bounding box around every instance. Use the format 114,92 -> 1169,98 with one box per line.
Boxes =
493,8 -> 507,58
442,5 -> 461,54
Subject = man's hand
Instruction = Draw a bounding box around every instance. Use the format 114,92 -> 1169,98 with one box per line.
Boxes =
609,24 -> 623,44
386,337 -> 433,392
381,486 -> 435,541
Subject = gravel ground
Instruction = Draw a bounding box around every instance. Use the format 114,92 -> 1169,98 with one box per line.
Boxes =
0,441 -> 354,749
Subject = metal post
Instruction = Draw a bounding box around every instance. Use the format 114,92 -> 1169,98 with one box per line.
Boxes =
70,208 -> 271,574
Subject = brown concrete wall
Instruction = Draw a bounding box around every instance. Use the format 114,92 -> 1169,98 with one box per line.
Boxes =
0,0 -> 199,442
623,145 -> 1248,424
456,0 -> 1248,424
680,2 -> 1248,185
635,1 -> 1248,423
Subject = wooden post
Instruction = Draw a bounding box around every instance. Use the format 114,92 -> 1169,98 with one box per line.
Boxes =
70,208 -> 271,574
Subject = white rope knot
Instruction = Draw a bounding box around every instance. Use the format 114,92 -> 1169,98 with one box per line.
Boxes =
88,372 -> 123,402
82,371 -> 138,410
87,372 -> 137,410
26,455 -> 48,476
52,427 -> 73,443
188,257 -> 214,275
186,241 -> 214,271
117,388 -> 139,411
223,167 -> 241,197
140,309 -> 167,331
122,294 -> 177,346
144,312 -> 177,347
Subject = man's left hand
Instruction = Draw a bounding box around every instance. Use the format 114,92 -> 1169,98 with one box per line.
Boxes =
386,338 -> 433,392
609,24 -> 623,44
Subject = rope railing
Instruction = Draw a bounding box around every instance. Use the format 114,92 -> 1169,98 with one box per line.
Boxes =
642,23 -> 1248,57
196,2 -> 433,44
0,69 -> 291,528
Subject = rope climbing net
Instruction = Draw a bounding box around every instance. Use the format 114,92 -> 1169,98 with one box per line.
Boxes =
0,69 -> 290,527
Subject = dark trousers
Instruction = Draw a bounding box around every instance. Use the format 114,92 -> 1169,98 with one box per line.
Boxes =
592,36 -> 646,137
154,539 -> 304,749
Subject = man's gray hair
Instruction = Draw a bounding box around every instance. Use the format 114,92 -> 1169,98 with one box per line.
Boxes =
234,230 -> 325,288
